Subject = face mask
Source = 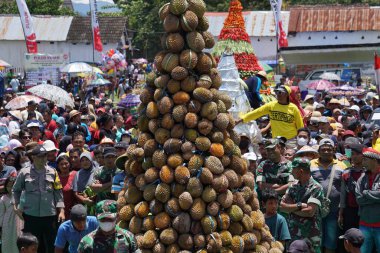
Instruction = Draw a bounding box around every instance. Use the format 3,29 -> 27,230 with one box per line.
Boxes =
99,221 -> 116,232
297,137 -> 308,147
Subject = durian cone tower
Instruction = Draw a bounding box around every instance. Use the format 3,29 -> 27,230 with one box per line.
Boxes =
117,0 -> 283,252
212,0 -> 263,80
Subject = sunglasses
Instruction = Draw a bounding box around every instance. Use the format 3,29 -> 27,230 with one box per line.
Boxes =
22,136 -> 31,139
275,90 -> 286,95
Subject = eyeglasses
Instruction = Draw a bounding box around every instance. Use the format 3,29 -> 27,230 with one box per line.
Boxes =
275,90 -> 286,95
22,136 -> 31,139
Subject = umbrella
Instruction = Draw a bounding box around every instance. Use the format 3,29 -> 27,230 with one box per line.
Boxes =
27,84 -> 74,108
320,72 -> 341,81
259,61 -> 273,73
0,59 -> 11,68
327,85 -> 366,96
307,80 -> 336,90
60,62 -> 92,73
76,67 -> 104,77
5,95 -> 42,110
8,110 -> 22,121
90,79 -> 111,86
118,93 -> 141,108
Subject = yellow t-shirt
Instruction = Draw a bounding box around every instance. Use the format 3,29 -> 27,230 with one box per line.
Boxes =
241,101 -> 304,140
373,138 -> 380,152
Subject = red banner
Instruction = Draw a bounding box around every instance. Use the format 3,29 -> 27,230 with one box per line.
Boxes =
90,0 -> 103,52
375,52 -> 380,86
16,0 -> 38,53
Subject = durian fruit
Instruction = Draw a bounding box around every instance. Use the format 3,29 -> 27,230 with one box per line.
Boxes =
186,31 -> 205,52
251,210 -> 265,229
169,0 -> 189,15
188,0 -> 206,18
180,49 -> 198,69
180,10 -> 198,32
160,228 -> 178,245
163,33 -> 184,53
162,53 -> 179,73
118,1 -> 279,251
163,14 -> 181,33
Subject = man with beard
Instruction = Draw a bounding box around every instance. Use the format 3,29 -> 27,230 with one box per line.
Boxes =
12,145 -> 65,253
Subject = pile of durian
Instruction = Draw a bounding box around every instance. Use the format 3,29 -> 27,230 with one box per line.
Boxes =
117,0 -> 284,252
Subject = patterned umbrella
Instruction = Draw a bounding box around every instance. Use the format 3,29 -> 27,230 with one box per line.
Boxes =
327,85 -> 365,96
118,93 -> 141,108
5,95 -> 42,110
27,84 -> 74,108
307,80 -> 336,90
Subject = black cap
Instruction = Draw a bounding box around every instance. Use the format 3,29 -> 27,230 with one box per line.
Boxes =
348,143 -> 365,154
339,228 -> 364,247
288,240 -> 311,253
27,145 -> 47,157
70,204 -> 87,221
28,100 -> 37,106
103,147 -> 117,158
115,141 -> 128,149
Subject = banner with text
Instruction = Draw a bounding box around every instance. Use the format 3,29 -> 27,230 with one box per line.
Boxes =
24,53 -> 69,88
16,0 -> 38,53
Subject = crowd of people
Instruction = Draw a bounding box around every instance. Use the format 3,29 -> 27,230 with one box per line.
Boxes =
0,66 -> 378,253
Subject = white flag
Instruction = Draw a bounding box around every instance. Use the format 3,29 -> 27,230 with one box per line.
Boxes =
16,0 -> 38,53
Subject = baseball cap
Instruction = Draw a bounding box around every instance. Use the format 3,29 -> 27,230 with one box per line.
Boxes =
348,105 -> 360,112
339,228 -> 364,247
9,139 -> 24,150
96,200 -> 117,220
288,239 -> 311,253
27,145 -> 47,157
274,85 -> 290,95
291,157 -> 311,170
103,147 -> 117,158
28,100 -> 37,106
348,143 -> 365,154
70,204 -> 87,221
319,138 -> 334,148
242,152 -> 257,161
264,139 -> 280,149
43,140 -> 58,152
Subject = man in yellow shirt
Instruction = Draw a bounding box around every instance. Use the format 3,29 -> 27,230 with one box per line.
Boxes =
236,85 -> 304,140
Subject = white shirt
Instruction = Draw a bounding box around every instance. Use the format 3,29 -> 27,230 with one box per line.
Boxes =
10,78 -> 19,92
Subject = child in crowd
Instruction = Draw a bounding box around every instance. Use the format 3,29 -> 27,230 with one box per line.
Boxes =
262,189 -> 291,246
0,175 -> 23,253
17,233 -> 38,253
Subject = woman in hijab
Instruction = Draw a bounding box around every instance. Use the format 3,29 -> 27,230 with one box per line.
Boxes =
54,117 -> 67,140
290,86 -> 309,125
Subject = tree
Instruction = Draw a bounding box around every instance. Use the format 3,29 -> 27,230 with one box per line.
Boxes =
0,0 -> 75,16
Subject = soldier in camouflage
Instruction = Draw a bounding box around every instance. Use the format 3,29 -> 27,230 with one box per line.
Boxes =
90,147 -> 121,201
280,157 -> 324,253
77,200 -> 141,253
256,138 -> 294,195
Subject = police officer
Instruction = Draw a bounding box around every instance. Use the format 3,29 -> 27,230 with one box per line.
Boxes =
12,145 -> 65,253
77,199 -> 141,253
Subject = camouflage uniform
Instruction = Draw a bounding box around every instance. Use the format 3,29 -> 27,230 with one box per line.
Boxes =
92,167 -> 121,201
282,177 -> 324,253
256,157 -> 293,186
77,200 -> 141,253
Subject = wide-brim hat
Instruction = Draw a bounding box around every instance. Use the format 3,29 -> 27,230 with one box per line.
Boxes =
256,70 -> 267,80
69,110 -> 81,119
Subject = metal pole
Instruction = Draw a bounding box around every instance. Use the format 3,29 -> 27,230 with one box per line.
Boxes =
89,0 -> 95,63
